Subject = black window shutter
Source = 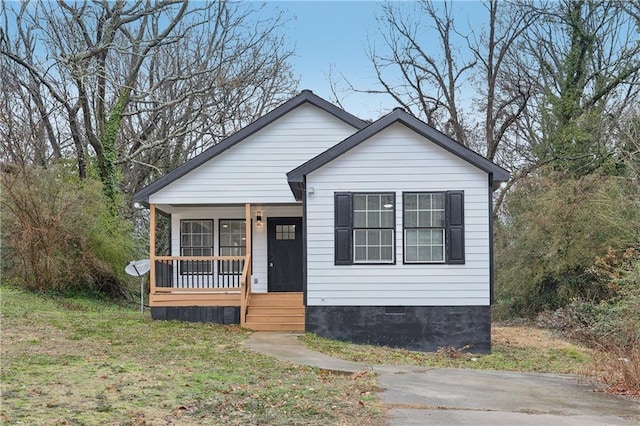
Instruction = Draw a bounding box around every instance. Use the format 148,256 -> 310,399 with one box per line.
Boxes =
446,191 -> 465,264
334,192 -> 353,265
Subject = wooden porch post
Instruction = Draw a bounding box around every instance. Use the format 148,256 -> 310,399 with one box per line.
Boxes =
245,203 -> 252,276
149,203 -> 157,298
240,203 -> 252,327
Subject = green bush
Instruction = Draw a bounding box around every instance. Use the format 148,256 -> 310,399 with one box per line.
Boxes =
1,164 -> 136,298
495,173 -> 640,318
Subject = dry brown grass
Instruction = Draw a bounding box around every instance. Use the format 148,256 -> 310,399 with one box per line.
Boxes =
486,326 -> 639,397
586,346 -> 640,398
492,325 -> 590,352
302,324 -> 592,374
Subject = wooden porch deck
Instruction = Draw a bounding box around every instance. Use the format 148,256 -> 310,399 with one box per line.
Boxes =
147,203 -> 304,331
148,253 -> 304,330
149,289 -> 304,331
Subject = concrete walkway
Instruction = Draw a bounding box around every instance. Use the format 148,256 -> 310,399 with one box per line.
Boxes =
245,332 -> 640,425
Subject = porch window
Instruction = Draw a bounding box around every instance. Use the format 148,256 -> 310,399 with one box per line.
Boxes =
180,219 -> 213,274
219,219 -> 246,274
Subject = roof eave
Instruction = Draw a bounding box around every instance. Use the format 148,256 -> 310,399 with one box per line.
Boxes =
288,178 -> 304,201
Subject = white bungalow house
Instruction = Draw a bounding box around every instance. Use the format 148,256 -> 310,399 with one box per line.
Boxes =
133,90 -> 509,352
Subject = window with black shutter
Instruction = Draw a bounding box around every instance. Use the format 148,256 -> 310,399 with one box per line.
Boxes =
335,191 -> 464,265
334,192 -> 353,265
403,192 -> 446,262
402,191 -> 465,264
334,192 -> 395,265
446,191 -> 465,264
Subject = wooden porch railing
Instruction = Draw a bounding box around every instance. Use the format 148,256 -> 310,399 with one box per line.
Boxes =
240,253 -> 252,327
148,203 -> 254,312
153,256 -> 246,290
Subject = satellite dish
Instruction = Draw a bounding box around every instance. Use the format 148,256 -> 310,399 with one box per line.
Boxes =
125,259 -> 150,277
126,259 -> 151,314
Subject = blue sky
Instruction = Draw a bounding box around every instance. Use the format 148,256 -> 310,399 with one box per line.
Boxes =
262,1 -> 487,120
4,0 -> 486,121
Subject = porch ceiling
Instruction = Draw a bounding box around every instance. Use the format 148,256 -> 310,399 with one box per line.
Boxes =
152,202 -> 302,215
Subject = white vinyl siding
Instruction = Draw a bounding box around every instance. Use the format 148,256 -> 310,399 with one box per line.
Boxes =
305,122 -> 490,306
150,103 -> 358,205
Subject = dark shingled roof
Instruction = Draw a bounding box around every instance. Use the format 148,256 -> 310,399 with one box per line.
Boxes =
287,108 -> 510,200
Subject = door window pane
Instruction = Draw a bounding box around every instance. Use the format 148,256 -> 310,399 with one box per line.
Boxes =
276,224 -> 296,240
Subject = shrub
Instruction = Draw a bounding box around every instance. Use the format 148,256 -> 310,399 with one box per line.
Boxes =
1,164 -> 136,298
495,173 -> 640,318
536,248 -> 640,394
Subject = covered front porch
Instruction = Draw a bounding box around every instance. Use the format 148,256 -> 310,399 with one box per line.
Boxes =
146,203 -> 304,331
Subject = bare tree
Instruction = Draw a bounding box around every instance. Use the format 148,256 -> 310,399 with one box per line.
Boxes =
1,1 -> 297,201
332,0 -> 534,216
338,0 -> 533,167
515,0 -> 640,176
339,0 -> 639,213
360,1 -> 474,146
467,1 -> 534,163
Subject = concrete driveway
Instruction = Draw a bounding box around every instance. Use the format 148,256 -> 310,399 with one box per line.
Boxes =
245,332 -> 640,425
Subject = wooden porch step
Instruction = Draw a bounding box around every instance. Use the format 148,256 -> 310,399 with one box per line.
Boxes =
250,292 -> 302,300
243,292 -> 305,331
248,306 -> 305,315
244,322 -> 305,331
246,314 -> 305,324
248,293 -> 304,308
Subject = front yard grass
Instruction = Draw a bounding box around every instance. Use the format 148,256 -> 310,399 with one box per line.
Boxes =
300,325 -> 592,375
0,286 -> 383,425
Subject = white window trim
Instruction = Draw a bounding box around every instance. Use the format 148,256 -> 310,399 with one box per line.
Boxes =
352,192 -> 395,264
403,192 -> 447,264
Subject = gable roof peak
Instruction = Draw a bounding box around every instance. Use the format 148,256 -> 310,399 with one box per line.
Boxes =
287,108 -> 510,199
133,90 -> 366,204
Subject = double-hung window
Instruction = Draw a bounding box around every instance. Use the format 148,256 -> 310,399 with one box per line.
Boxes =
403,191 -> 465,264
335,191 -> 465,265
334,192 -> 395,264
353,193 -> 395,263
404,193 -> 445,262
219,219 -> 246,274
180,219 -> 213,274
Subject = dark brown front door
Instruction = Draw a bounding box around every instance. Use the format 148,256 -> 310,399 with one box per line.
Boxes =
267,217 -> 303,292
